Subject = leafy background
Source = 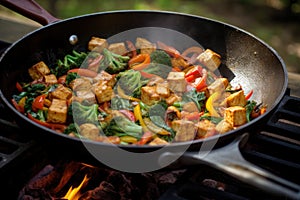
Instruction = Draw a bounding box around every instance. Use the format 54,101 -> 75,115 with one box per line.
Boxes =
1,0 -> 300,73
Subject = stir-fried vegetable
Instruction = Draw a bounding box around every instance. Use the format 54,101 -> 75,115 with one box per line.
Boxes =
100,48 -> 130,74
11,36 -> 267,145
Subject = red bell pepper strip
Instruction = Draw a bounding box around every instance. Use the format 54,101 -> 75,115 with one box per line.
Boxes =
193,69 -> 207,92
15,82 -> 23,92
88,54 -> 103,69
137,131 -> 153,145
11,98 -> 25,113
32,94 -> 47,111
139,71 -> 156,79
27,113 -> 67,132
57,75 -> 67,84
245,89 -> 253,100
27,113 -> 51,128
128,54 -> 150,70
181,46 -> 204,58
182,112 -> 202,121
119,110 -> 136,122
68,68 -> 98,78
157,41 -> 181,58
185,65 -> 203,78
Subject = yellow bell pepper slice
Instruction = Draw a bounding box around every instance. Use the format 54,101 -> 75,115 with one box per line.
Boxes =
206,92 -> 220,117
133,103 -> 148,132
120,135 -> 138,144
117,85 -> 140,102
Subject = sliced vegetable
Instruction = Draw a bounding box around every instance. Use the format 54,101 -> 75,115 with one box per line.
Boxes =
157,41 -> 181,58
206,92 -> 220,117
68,68 -> 98,78
119,110 -> 136,122
137,131 -> 153,145
117,85 -> 141,102
16,82 -> 23,92
193,69 -> 207,92
128,53 -> 150,70
181,46 -> 204,58
32,94 -> 47,111
245,89 -> 254,100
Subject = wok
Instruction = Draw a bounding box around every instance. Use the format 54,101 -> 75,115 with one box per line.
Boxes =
0,1 -> 299,198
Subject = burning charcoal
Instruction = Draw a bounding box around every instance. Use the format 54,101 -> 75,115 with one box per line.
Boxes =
80,181 -> 120,200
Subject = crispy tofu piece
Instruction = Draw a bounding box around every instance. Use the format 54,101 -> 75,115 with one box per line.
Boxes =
93,70 -> 116,87
195,119 -> 216,138
108,42 -> 127,55
88,37 -> 108,52
171,57 -> 190,70
224,106 -> 247,127
93,81 -> 114,103
165,93 -> 182,106
47,99 -> 68,123
226,90 -> 247,107
28,61 -> 50,80
215,119 -> 234,134
197,49 -> 221,72
141,86 -> 160,105
207,78 -> 229,95
172,120 -> 196,142
155,82 -> 170,98
44,74 -> 58,84
148,137 -> 169,145
76,90 -> 97,104
167,72 -> 187,93
79,123 -> 100,140
50,84 -> 73,100
135,37 -> 156,54
69,78 -> 92,91
182,101 -> 199,112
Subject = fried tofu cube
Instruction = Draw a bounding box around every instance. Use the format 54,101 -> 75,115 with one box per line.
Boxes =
141,86 -> 160,105
93,70 -> 116,87
28,61 -> 50,80
182,101 -> 199,112
171,57 -> 190,70
215,119 -> 234,134
148,137 -> 169,145
44,74 -> 58,84
155,82 -> 170,98
224,106 -> 247,127
207,78 -> 229,95
76,90 -> 97,104
47,99 -> 68,123
226,90 -> 247,107
108,42 -> 127,55
93,81 -> 114,103
167,72 -> 187,93
172,120 -> 196,142
79,123 -> 100,140
195,120 -> 216,138
165,93 -> 182,106
135,37 -> 156,54
50,84 -> 72,100
197,49 -> 221,72
69,78 -> 92,91
88,37 -> 108,52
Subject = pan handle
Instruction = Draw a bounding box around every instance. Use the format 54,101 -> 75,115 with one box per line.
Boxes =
160,133 -> 300,199
0,0 -> 59,25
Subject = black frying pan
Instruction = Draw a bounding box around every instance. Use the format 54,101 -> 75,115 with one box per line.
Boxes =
1,1 -> 298,198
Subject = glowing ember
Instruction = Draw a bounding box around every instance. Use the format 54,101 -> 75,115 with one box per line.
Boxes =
63,175 -> 89,200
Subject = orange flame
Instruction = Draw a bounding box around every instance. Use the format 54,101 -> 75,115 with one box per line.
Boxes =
63,175 -> 89,200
